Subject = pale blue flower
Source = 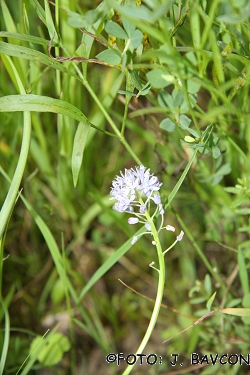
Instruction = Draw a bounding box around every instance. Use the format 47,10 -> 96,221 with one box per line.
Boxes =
110,165 -> 162,213
176,231 -> 184,241
135,166 -> 162,196
165,225 -> 175,232
110,166 -> 184,245
158,203 -> 165,215
139,204 -> 146,214
128,217 -> 139,224
131,236 -> 138,245
153,194 -> 161,205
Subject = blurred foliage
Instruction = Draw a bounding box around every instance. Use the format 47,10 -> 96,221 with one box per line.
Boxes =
0,0 -> 250,374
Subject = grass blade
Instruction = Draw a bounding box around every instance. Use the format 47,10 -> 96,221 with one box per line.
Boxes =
72,121 -> 90,187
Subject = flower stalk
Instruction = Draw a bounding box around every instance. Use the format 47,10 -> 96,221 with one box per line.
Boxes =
121,212 -> 166,375
110,165 -> 184,374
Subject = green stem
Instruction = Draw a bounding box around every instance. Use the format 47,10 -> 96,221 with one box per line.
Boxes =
122,210 -> 165,375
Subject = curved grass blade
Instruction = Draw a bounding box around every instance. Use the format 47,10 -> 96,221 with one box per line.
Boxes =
0,31 -> 57,46
0,57 -> 31,239
0,298 -> 10,374
77,226 -> 145,303
165,148 -> 198,208
0,41 -> 80,81
72,121 -> 90,187
0,94 -> 89,122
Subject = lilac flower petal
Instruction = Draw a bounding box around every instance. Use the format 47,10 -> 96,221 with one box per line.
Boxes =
153,194 -> 161,205
139,204 -> 146,214
176,231 -> 184,241
131,236 -> 138,245
165,225 -> 175,232
158,203 -> 165,215
128,217 -> 139,224
110,165 -> 162,215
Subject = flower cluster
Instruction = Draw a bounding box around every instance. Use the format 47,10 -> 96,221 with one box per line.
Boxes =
110,165 -> 184,245
110,165 -> 163,214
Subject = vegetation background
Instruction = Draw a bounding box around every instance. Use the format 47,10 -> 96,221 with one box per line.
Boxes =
1,0 -> 250,374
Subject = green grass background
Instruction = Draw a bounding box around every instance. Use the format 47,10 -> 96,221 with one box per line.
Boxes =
1,0 -> 250,374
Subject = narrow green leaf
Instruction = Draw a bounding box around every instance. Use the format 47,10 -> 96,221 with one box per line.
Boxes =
136,83 -> 151,97
221,308 -> 250,317
44,0 -> 59,42
0,32 -> 56,47
190,6 -> 201,49
165,148 -> 198,208
0,57 -> 31,240
28,0 -> 46,25
72,121 -> 90,187
236,208 -> 250,215
151,1 -> 175,21
206,292 -> 216,312
78,226 -> 145,301
1,0 -> 17,33
217,10 -> 250,24
128,69 -> 144,90
234,28 -> 247,49
0,299 -> 10,374
224,187 -> 240,194
0,94 -> 88,123
0,41 -> 80,81
117,90 -> 136,96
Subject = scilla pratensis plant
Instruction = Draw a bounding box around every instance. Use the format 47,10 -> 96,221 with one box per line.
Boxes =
110,165 -> 184,373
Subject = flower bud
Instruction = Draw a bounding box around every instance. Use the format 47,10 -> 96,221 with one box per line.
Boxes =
176,231 -> 184,241
165,225 -> 175,232
131,236 -> 138,245
128,217 -> 139,224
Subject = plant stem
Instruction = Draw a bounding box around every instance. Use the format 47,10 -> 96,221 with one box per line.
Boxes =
122,211 -> 165,375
